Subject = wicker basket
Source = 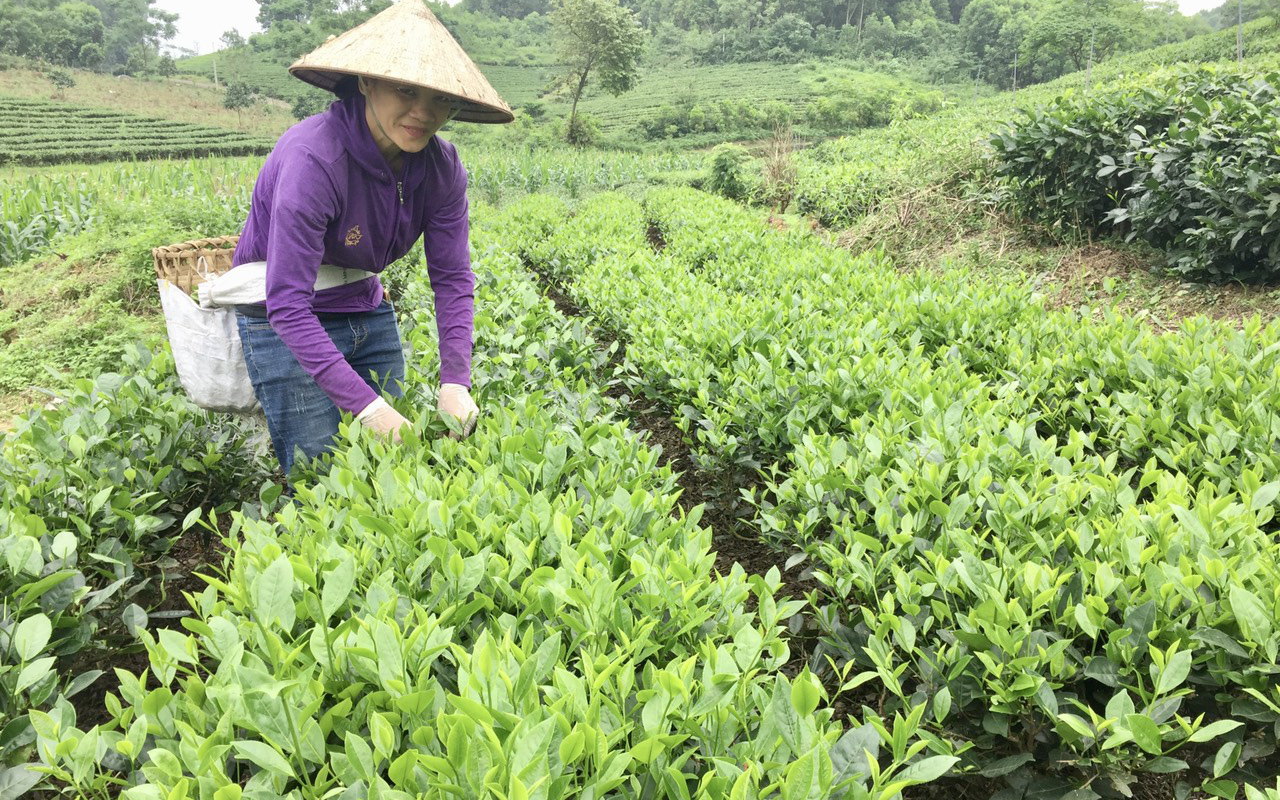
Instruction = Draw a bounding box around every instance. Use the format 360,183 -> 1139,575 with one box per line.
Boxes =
152,235 -> 240,297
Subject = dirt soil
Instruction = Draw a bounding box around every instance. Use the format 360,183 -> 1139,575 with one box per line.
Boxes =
65,512 -> 237,731
1036,243 -> 1280,331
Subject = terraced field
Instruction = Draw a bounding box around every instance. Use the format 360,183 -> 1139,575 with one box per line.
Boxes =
0,97 -> 272,166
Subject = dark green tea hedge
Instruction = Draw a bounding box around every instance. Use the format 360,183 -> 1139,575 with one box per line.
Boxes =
991,65 -> 1280,281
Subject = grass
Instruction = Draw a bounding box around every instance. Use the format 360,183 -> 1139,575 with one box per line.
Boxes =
0,63 -> 297,139
750,17 -> 1280,334
474,63 -> 555,109
179,48 -> 322,106
0,224 -> 172,402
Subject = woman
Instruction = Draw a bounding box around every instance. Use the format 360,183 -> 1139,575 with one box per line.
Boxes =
230,0 -> 514,476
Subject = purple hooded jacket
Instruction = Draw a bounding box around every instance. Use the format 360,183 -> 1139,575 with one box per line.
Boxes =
232,92 -> 474,414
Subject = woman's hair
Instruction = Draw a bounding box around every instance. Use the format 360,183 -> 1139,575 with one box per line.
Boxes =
334,74 -> 360,100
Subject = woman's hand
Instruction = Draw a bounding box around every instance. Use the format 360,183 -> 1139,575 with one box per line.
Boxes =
438,383 -> 479,438
357,396 -> 412,442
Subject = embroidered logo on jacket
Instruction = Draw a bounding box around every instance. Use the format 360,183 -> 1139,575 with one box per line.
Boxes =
345,225 -> 363,246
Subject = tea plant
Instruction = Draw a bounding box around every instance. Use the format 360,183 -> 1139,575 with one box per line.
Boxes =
1,346 -> 268,793
18,198 -> 954,799
0,97 -> 272,167
528,185 -> 1280,795
991,65 -> 1280,280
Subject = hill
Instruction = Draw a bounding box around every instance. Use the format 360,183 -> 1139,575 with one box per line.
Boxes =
178,49 -> 323,107
178,47 -> 552,114
178,45 -> 943,148
792,16 -> 1280,228
0,64 -> 296,140
551,62 -> 940,141
776,16 -> 1280,327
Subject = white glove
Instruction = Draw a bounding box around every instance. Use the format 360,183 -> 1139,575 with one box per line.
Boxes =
356,396 -> 412,443
438,383 -> 479,437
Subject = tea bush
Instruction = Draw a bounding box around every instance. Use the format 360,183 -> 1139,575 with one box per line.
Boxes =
15,198 -> 955,800
1,347 -> 267,792
533,185 -> 1280,797
991,64 -> 1280,281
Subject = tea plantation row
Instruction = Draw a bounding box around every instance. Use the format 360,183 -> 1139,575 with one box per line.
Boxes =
0,98 -> 271,166
520,186 -> 1280,799
3,200 -> 951,799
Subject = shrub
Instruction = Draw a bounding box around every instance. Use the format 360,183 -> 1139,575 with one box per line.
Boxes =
290,92 -> 330,120
45,69 -> 74,100
563,112 -> 601,145
706,143 -> 751,202
991,64 -> 1280,281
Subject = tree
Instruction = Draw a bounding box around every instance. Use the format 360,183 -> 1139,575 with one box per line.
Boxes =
960,0 -> 1031,87
46,68 -> 75,99
256,0 -> 340,30
0,0 -> 172,71
220,28 -> 246,49
46,2 -> 105,66
1021,0 -> 1129,82
290,91 -> 329,120
551,0 -> 644,144
224,81 -> 257,127
91,0 -> 178,73
156,52 -> 175,76
78,41 -> 103,68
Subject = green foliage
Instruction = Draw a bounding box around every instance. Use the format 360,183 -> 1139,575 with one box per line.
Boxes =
1198,0 -> 1272,31
561,111 -> 601,145
14,196 -> 952,800
523,184 -> 1280,794
177,47 -> 320,105
290,91 -> 330,121
1,346 -> 267,774
0,0 -> 176,74
0,96 -> 272,167
222,81 -> 257,127
791,20 -> 1280,230
706,144 -> 751,202
552,0 -> 646,141
992,63 -> 1280,279
44,68 -> 74,100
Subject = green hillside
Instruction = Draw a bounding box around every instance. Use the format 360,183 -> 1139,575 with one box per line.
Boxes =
0,97 -> 273,166
475,63 -> 554,108
556,62 -> 937,138
792,16 -> 1280,230
178,49 -> 323,105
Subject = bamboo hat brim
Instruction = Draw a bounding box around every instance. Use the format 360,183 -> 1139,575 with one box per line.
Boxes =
290,0 -> 514,124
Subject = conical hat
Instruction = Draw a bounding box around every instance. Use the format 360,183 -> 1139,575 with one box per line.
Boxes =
290,0 -> 514,124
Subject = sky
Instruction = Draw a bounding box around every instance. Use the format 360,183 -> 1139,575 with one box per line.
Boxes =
154,0 -> 1227,56
154,0 -> 262,56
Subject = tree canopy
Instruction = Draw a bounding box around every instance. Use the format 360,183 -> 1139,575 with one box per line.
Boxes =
552,0 -> 645,141
0,0 -> 176,73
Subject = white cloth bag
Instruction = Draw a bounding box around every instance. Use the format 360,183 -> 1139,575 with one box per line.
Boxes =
157,261 -> 375,415
158,277 -> 261,414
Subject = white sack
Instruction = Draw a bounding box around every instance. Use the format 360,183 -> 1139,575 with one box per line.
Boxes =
157,278 -> 261,414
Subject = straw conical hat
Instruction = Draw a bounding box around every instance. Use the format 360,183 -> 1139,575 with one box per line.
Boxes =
290,0 -> 514,124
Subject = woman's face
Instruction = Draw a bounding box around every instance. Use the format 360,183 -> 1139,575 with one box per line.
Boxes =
361,77 -> 457,158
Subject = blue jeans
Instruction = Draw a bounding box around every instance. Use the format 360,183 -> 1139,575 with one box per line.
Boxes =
236,300 -> 405,476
